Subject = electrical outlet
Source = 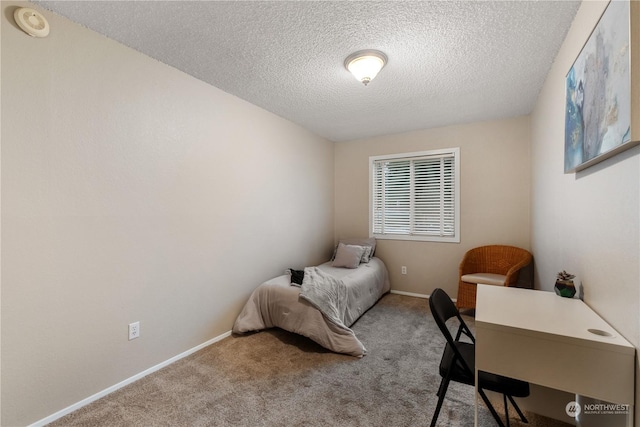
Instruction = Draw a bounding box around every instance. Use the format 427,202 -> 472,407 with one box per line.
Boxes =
401,266 -> 407,275
128,321 -> 140,340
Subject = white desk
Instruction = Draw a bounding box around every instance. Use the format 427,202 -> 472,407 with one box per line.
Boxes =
475,285 -> 635,425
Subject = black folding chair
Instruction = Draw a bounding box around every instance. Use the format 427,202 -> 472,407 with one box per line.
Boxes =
429,288 -> 529,427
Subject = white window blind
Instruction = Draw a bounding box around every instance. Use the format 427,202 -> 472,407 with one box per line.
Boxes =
370,148 -> 459,242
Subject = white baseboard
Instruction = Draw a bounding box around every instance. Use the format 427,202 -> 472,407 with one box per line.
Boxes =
29,330 -> 233,427
390,289 -> 457,302
390,289 -> 429,299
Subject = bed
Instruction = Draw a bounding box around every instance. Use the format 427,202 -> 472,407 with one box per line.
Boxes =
232,242 -> 390,357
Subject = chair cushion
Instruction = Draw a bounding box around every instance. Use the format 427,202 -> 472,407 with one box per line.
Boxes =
461,273 -> 507,286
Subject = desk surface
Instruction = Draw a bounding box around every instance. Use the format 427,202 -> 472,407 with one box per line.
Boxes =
476,285 -> 633,355
475,285 -> 635,406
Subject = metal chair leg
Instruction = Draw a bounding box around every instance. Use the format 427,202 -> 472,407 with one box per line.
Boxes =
430,377 -> 450,427
435,376 -> 446,397
507,395 -> 528,423
478,388 -> 506,427
503,393 -> 510,427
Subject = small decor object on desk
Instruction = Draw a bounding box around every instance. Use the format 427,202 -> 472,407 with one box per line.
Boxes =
555,270 -> 576,298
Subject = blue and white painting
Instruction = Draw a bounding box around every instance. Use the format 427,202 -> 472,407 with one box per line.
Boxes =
565,1 -> 630,173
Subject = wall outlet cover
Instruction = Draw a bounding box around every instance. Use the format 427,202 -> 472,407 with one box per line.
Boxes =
128,322 -> 140,340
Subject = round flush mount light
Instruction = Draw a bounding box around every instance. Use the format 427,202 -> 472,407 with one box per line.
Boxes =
344,50 -> 387,86
14,7 -> 50,38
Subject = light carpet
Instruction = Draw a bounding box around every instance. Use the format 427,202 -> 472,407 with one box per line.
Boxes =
50,294 -> 571,426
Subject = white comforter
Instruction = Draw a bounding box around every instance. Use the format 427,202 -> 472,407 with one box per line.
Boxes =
232,257 -> 390,357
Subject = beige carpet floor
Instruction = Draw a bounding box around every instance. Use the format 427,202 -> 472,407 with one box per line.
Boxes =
50,293 -> 572,427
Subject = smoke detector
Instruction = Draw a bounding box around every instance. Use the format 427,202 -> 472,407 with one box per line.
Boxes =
14,7 -> 50,38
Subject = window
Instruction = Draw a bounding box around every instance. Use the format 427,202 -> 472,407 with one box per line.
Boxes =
370,148 -> 460,242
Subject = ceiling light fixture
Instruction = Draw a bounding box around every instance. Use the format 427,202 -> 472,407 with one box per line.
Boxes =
344,50 -> 387,86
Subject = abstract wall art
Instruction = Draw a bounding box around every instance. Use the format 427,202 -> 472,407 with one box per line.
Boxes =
564,1 -> 637,173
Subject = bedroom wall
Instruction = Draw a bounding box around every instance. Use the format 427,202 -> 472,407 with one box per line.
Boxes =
530,0 -> 640,424
1,2 -> 334,426
334,116 -> 531,298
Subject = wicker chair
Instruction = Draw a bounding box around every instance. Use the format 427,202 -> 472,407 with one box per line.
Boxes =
456,245 -> 532,310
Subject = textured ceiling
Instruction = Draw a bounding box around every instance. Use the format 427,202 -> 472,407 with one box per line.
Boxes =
34,1 -> 581,142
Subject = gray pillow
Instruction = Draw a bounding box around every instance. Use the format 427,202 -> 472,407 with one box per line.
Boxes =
332,237 -> 377,262
360,245 -> 373,263
331,243 -> 365,269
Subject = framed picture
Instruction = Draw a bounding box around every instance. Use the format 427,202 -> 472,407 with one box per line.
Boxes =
564,1 -> 638,173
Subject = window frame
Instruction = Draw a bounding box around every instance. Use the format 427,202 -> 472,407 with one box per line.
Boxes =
369,148 -> 460,243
